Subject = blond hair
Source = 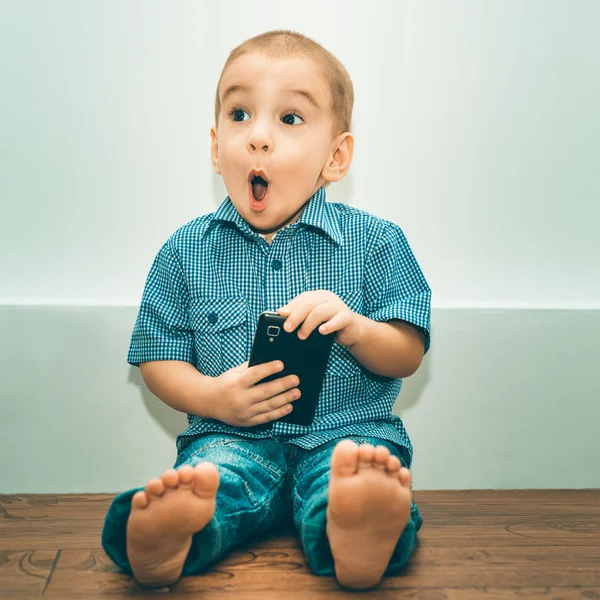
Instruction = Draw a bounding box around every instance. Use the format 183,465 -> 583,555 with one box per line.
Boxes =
214,30 -> 354,139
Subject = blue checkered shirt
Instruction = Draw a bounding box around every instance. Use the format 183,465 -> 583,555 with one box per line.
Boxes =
128,187 -> 431,468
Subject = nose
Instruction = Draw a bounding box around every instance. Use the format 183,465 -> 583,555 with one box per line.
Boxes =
247,122 -> 273,154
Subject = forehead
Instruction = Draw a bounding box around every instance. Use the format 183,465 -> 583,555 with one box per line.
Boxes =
219,52 -> 329,108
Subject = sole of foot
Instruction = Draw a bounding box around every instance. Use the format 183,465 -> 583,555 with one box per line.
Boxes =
326,440 -> 412,590
125,462 -> 219,588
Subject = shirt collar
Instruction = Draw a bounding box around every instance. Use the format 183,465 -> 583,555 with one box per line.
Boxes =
207,186 -> 343,247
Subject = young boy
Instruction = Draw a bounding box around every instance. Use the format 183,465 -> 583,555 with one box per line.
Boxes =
102,29 -> 431,591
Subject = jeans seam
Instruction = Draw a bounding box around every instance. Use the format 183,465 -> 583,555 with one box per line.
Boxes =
242,480 -> 256,506
236,448 -> 282,480
293,489 -> 304,513
177,439 -> 283,481
261,473 -> 287,524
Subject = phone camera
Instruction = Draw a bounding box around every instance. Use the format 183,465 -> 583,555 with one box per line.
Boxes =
267,326 -> 280,337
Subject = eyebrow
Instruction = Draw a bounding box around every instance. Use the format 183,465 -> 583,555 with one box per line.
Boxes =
221,85 -> 321,110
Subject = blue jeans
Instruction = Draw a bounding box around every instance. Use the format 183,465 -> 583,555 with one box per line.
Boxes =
102,433 -> 420,577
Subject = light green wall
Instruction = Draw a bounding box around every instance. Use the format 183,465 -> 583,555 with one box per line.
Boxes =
1,0 -> 598,304
1,1 -> 598,492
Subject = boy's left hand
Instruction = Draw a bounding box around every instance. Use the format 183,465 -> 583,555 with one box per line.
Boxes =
277,290 -> 362,348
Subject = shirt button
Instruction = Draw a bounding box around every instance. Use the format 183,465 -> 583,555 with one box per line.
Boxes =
272,259 -> 282,271
207,312 -> 218,324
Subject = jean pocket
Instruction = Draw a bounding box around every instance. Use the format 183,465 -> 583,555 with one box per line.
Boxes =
189,296 -> 249,377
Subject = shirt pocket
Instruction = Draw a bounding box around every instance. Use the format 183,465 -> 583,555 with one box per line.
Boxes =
326,288 -> 363,378
189,296 -> 249,377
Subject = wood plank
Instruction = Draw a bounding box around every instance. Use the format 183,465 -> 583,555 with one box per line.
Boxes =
44,546 -> 337,597
0,521 -> 104,551
152,589 -> 600,600
0,494 -> 110,550
418,514 -> 600,546
414,489 -> 600,514
5,517 -> 597,553
41,588 -> 600,600
0,494 -> 112,523
415,489 -> 600,503
2,492 -> 599,549
43,543 -> 600,597
0,550 -> 56,596
2,490 -> 600,598
3,490 -> 600,523
399,546 -> 600,587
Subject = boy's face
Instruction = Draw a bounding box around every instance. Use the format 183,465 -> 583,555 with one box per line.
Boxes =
211,52 -> 352,239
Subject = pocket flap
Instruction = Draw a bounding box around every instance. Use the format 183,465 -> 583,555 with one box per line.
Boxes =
189,297 -> 248,332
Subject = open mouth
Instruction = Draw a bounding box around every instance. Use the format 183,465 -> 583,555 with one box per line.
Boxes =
251,175 -> 269,201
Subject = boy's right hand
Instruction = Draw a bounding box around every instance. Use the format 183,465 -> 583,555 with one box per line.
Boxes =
210,360 -> 301,427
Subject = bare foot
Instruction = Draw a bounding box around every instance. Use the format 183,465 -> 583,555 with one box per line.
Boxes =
326,440 -> 412,590
125,462 -> 219,588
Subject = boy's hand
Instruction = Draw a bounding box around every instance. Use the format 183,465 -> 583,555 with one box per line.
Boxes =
278,290 -> 362,348
211,360 -> 301,427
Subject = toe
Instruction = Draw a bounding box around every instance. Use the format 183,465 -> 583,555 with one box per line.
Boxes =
357,443 -> 375,469
145,478 -> 165,497
373,446 -> 391,469
176,465 -> 195,484
131,490 -> 148,509
161,469 -> 178,488
398,467 -> 412,489
386,455 -> 402,473
192,462 -> 220,498
331,440 -> 360,477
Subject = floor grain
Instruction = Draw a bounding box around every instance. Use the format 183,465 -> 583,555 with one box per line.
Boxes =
1,490 -> 599,599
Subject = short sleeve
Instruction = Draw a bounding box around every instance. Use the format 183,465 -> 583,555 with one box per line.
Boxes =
127,240 -> 194,367
364,222 -> 431,355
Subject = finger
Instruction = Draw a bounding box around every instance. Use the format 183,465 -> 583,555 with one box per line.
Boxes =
252,385 -> 300,415
245,359 -> 284,386
298,302 -> 336,339
278,297 -> 301,316
279,290 -> 313,316
317,312 -> 347,335
250,394 -> 297,425
278,304 -> 292,316
283,304 -> 314,334
251,373 -> 299,404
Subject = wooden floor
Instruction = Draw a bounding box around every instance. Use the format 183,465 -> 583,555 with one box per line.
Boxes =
1,490 -> 599,599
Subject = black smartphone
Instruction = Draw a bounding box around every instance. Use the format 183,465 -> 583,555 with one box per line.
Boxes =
248,311 -> 336,426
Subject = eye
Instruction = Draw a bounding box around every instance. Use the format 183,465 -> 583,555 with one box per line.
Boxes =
281,113 -> 304,126
230,108 -> 249,122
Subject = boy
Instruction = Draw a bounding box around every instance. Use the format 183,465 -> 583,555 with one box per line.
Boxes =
102,29 -> 431,591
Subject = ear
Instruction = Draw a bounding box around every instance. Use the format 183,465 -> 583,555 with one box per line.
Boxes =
321,132 -> 354,183
210,126 -> 221,174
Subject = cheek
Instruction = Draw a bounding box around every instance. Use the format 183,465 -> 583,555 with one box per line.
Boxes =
280,144 -> 325,176
217,141 -> 245,173
219,135 -> 239,157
